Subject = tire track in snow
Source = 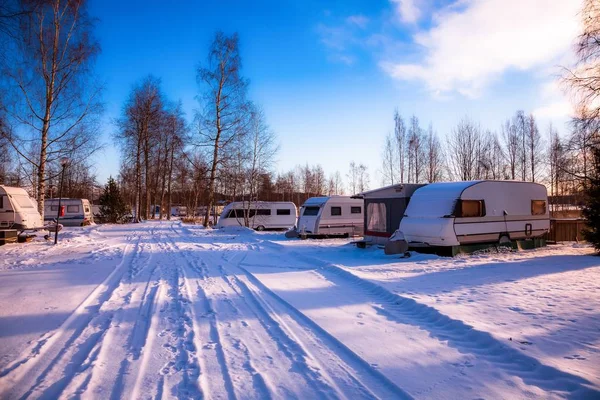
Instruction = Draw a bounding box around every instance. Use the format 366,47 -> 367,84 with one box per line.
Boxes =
161,224 -> 236,399
170,224 -> 322,399
0,229 -> 147,399
258,239 -> 600,399
214,261 -> 345,399
170,223 -> 410,399
109,225 -> 206,400
230,262 -> 412,400
75,230 -> 163,400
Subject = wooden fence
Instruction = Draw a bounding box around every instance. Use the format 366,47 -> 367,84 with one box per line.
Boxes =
547,219 -> 587,242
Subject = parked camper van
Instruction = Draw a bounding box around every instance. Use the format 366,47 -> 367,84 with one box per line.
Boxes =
398,181 -> 550,249
216,201 -> 297,231
0,185 -> 45,231
44,198 -> 94,226
171,206 -> 187,217
356,183 -> 425,246
293,196 -> 364,238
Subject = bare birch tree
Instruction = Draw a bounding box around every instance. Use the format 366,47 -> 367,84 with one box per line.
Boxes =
381,132 -> 396,185
117,76 -> 164,222
357,163 -> 369,192
502,119 -> 519,180
196,32 -> 249,227
564,0 -> 600,133
527,114 -> 543,182
513,110 -> 529,181
447,117 -> 480,181
347,161 -> 358,194
425,124 -> 444,182
394,109 -> 406,182
1,0 -> 102,218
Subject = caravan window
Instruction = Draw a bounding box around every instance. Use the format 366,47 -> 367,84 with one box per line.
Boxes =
51,205 -> 59,212
67,205 -> 80,213
456,200 -> 485,218
351,206 -> 362,214
14,195 -> 34,208
531,200 -> 546,215
276,209 -> 291,215
367,203 -> 386,232
250,209 -> 271,218
331,206 -> 342,216
226,209 -> 244,218
303,206 -> 320,216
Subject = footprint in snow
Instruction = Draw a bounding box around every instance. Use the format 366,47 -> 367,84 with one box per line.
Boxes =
564,354 -> 586,360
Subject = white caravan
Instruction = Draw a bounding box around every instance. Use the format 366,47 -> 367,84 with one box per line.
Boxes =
294,196 -> 364,238
216,201 -> 297,231
399,180 -> 550,248
44,198 -> 94,226
0,185 -> 45,231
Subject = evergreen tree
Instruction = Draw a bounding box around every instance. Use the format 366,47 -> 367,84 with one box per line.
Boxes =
99,177 -> 129,224
583,145 -> 600,252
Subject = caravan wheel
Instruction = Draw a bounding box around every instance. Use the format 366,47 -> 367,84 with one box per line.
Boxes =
499,234 -> 511,244
255,225 -> 265,231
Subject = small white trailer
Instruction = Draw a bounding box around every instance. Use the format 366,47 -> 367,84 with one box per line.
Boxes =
0,186 -> 44,231
0,186 -> 58,244
291,196 -> 364,238
216,201 -> 297,231
44,198 -> 94,226
394,180 -> 549,254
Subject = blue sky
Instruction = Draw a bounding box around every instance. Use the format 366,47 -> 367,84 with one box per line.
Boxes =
88,0 -> 582,187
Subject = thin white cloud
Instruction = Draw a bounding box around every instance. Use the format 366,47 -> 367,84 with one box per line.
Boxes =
346,15 -> 370,29
383,0 -> 582,98
533,101 -> 574,120
390,0 -> 422,24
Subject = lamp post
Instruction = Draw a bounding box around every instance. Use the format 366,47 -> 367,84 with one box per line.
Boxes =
54,157 -> 69,245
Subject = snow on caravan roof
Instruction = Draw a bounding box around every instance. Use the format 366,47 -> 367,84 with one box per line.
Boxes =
302,197 -> 330,206
406,181 -> 481,218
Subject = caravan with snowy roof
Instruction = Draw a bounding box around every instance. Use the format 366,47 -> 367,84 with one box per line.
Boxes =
398,180 -> 550,249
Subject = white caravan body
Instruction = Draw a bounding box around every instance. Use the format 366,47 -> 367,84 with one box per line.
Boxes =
216,201 -> 297,230
0,185 -> 44,231
44,198 -> 94,226
297,196 -> 364,237
171,206 -> 187,217
400,180 -> 550,247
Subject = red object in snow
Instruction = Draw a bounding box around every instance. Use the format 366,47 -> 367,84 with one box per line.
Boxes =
60,205 -> 65,217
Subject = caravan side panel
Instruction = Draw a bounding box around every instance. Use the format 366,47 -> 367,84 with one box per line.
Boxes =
455,182 -> 549,243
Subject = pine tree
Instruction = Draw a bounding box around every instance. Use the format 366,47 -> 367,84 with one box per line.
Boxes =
99,177 -> 129,224
582,145 -> 600,252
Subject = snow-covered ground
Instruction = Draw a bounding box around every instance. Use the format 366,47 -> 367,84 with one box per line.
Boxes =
0,221 -> 598,399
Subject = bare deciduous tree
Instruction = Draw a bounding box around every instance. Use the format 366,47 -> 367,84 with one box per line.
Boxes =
447,117 -> 482,181
394,109 -> 406,182
117,76 -> 164,222
347,161 -> 358,194
425,124 -> 444,183
564,0 -> 600,133
1,0 -> 102,218
527,114 -> 543,182
502,119 -> 519,180
196,32 -> 249,227
381,132 -> 396,185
